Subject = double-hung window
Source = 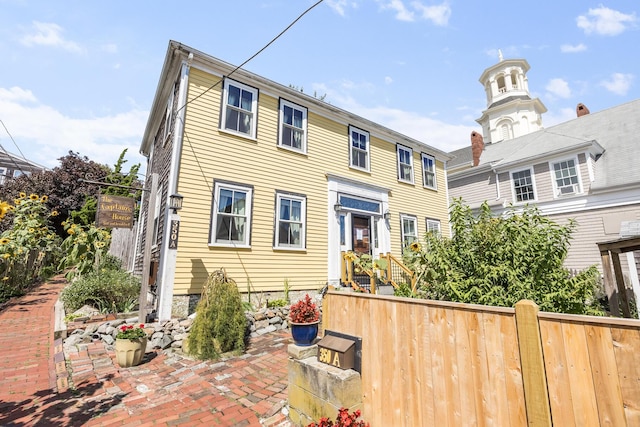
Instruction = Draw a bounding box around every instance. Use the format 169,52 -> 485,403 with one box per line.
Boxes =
421,153 -> 437,189
400,214 -> 418,250
511,168 -> 536,203
349,126 -> 370,171
279,99 -> 307,153
397,145 -> 414,183
221,79 -> 258,138
274,193 -> 306,250
426,218 -> 441,235
211,182 -> 253,247
552,158 -> 580,196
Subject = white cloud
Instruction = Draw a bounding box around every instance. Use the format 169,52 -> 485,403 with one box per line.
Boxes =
545,78 -> 572,99
411,1 -> 451,26
20,21 -> 85,54
560,43 -> 587,53
543,107 -> 577,127
0,86 -> 147,168
376,0 -> 450,25
380,0 -> 415,22
384,76 -> 393,85
0,87 -> 38,103
326,0 -> 358,16
600,73 -> 634,95
313,83 -> 474,153
576,7 -> 637,36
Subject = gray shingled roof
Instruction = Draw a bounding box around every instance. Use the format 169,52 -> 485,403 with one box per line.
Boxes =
449,98 -> 640,191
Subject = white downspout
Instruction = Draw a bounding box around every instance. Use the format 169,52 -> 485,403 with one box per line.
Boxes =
156,52 -> 192,321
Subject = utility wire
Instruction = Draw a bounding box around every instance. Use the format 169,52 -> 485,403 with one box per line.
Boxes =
0,120 -> 38,186
177,0 -> 324,113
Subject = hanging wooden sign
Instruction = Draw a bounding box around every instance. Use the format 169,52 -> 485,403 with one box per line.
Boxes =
96,195 -> 135,229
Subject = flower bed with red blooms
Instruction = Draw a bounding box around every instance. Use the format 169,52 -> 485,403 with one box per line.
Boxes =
307,408 -> 369,427
116,323 -> 146,340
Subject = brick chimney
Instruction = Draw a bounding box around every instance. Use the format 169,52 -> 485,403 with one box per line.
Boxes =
576,103 -> 590,117
471,131 -> 484,166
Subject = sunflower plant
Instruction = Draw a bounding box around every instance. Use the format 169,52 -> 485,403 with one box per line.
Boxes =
58,221 -> 112,280
0,193 -> 62,303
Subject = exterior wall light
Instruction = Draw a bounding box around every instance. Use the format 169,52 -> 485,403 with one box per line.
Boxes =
383,210 -> 391,221
334,202 -> 343,212
169,193 -> 184,213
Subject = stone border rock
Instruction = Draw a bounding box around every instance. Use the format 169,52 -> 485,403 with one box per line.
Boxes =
62,306 -> 298,353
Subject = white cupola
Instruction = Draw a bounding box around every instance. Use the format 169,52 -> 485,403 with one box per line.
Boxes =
476,54 -> 546,144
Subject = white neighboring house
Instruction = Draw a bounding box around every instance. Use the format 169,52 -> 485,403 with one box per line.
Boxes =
448,56 -> 640,313
0,151 -> 46,184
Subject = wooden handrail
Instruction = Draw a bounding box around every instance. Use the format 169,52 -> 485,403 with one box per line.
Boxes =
340,251 -> 416,294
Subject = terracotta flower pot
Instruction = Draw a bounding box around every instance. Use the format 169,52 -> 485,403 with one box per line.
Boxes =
114,337 -> 147,367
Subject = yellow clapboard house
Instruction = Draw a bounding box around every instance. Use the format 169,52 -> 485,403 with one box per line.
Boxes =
136,41 -> 452,319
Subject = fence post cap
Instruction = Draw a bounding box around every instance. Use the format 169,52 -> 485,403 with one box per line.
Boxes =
515,299 -> 539,308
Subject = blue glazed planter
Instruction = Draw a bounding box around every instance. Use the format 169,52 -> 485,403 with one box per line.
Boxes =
290,321 -> 320,346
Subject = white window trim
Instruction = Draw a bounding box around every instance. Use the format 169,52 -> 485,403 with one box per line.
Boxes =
397,144 -> 414,184
549,156 -> 582,198
421,153 -> 437,190
210,181 -> 253,248
400,214 -> 418,250
274,192 -> 306,251
220,78 -> 258,139
163,85 -> 175,144
510,167 -> 537,204
152,184 -> 163,247
426,218 -> 441,235
348,126 -> 370,172
278,99 -> 308,154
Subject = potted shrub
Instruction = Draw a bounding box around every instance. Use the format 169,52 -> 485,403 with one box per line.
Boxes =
289,294 -> 320,346
114,324 -> 147,367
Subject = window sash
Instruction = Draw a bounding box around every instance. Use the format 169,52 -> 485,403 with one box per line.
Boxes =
401,215 -> 418,249
422,154 -> 436,189
349,127 -> 369,170
279,101 -> 307,151
222,80 -> 257,137
212,184 -> 252,246
398,146 -> 413,182
512,169 -> 535,202
426,218 -> 441,235
553,159 -> 579,195
275,194 -> 305,249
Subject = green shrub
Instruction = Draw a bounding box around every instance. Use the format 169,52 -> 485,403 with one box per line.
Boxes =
403,199 -> 606,315
267,298 -> 287,308
187,269 -> 247,360
60,265 -> 140,313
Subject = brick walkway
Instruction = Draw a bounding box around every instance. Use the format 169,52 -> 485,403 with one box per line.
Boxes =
0,276 -> 292,426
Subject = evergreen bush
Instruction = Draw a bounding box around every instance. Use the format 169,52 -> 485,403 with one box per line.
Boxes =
187,269 -> 247,360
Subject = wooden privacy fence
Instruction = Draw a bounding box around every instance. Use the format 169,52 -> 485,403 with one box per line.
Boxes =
322,291 -> 640,426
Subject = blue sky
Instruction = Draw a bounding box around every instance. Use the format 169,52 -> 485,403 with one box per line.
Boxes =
0,1 -> 637,170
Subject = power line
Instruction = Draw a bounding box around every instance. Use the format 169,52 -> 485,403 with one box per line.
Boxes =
177,0 -> 324,113
0,120 -> 38,186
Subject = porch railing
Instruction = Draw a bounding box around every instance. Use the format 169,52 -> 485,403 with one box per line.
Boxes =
340,251 -> 417,294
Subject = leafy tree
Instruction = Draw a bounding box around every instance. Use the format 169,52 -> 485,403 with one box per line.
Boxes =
402,199 -> 605,315
0,150 -> 141,236
0,151 -> 108,236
